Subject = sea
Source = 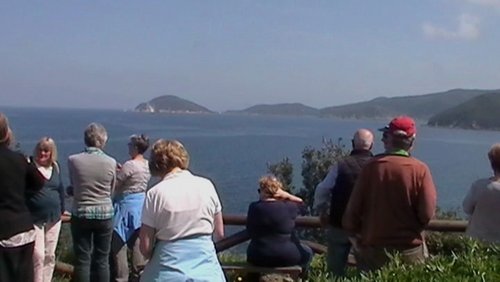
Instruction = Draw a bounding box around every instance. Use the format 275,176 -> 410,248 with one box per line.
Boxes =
2,106 -> 499,217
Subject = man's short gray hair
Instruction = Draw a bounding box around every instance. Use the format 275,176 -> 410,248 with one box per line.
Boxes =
84,123 -> 108,148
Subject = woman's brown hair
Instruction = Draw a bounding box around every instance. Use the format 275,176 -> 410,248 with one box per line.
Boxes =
149,139 -> 189,177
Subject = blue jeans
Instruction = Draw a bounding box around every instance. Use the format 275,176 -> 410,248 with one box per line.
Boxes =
326,227 -> 351,277
71,218 -> 113,282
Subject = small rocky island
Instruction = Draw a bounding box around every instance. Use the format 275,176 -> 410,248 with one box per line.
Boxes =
135,95 -> 214,114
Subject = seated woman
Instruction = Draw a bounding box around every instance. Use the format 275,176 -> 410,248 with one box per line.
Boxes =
139,139 -> 225,282
246,175 -> 313,271
463,143 -> 500,244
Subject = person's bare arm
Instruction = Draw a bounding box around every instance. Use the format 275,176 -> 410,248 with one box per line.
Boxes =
213,212 -> 224,241
139,224 -> 155,259
274,189 -> 303,203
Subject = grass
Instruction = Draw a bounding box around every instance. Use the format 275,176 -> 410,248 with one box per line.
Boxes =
53,208 -> 499,282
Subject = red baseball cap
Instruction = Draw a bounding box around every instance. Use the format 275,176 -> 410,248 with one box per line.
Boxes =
379,116 -> 416,138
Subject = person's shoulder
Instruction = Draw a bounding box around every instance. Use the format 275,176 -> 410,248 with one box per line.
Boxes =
146,179 -> 165,195
1,149 -> 26,163
407,156 -> 431,170
187,171 -> 215,187
67,152 -> 84,164
101,153 -> 116,164
472,177 -> 492,189
121,159 -> 136,169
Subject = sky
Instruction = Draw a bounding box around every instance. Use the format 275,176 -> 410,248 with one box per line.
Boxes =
1,1 -> 500,112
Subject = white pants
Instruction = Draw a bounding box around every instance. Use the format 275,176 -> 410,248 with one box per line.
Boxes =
33,220 -> 62,282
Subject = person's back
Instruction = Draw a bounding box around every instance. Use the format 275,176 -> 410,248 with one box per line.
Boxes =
464,179 -> 500,243
463,144 -> 500,244
144,170 -> 221,241
0,113 -> 44,282
0,147 -> 39,239
343,116 -> 436,272
69,151 -> 116,208
329,152 -> 372,227
67,123 -> 116,282
351,154 -> 435,247
246,200 -> 302,267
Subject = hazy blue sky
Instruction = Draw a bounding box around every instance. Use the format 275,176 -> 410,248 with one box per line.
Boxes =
1,1 -> 499,111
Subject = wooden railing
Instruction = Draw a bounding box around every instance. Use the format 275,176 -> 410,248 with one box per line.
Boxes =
55,214 -> 468,275
215,215 -> 468,253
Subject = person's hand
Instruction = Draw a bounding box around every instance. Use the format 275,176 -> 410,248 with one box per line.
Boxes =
61,211 -> 71,222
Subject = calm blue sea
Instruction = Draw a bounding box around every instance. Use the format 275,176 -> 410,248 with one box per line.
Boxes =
2,107 -> 499,216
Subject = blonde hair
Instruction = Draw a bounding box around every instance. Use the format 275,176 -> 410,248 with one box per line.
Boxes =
0,113 -> 12,146
34,137 -> 58,167
259,175 -> 283,197
149,139 -> 190,176
488,143 -> 500,172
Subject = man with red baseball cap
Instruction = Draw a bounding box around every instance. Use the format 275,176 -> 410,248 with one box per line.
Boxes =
342,116 -> 437,272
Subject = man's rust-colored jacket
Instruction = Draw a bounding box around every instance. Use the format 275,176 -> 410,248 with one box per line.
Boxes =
342,153 -> 437,247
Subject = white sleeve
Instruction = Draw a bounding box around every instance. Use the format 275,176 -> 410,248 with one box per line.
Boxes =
313,165 -> 338,211
211,183 -> 222,214
141,191 -> 156,228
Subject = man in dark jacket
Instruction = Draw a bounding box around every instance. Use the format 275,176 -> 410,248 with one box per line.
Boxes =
313,129 -> 373,276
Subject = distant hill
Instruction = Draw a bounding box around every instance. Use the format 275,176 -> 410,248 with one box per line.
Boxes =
227,103 -> 319,116
428,92 -> 500,130
135,95 -> 214,114
320,89 -> 497,120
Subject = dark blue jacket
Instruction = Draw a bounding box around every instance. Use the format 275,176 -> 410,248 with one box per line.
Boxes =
246,200 -> 306,267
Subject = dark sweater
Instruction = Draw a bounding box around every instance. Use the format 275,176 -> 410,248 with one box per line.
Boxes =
26,161 -> 65,224
246,200 -> 305,267
0,146 -> 44,240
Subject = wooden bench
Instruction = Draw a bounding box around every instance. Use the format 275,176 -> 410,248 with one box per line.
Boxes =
222,264 -> 302,281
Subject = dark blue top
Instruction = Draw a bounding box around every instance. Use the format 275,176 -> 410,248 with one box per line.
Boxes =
246,200 -> 305,267
26,162 -> 65,224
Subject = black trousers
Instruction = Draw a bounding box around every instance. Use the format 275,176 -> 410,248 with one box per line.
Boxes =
0,242 -> 35,282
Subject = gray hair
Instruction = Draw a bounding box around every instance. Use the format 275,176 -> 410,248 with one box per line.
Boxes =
84,123 -> 108,148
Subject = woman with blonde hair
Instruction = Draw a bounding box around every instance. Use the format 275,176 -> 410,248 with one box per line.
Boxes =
26,137 -> 66,282
246,175 -> 313,272
139,139 -> 225,281
0,113 -> 44,282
